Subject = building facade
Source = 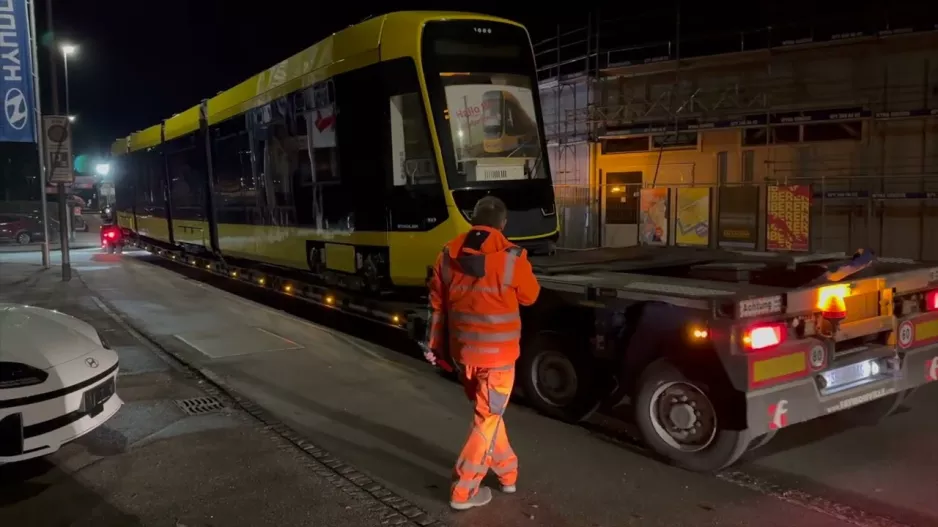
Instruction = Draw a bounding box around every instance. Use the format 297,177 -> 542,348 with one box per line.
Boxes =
538,13 -> 938,259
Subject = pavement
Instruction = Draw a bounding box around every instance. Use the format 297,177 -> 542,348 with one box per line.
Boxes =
0,258 -> 414,527
1,248 -> 937,527
0,230 -> 100,253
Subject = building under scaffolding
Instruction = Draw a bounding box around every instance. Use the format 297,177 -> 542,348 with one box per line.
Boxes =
537,6 -> 938,259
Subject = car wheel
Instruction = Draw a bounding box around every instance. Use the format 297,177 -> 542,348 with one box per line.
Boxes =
16,232 -> 31,244
634,359 -> 750,472
518,329 -> 600,423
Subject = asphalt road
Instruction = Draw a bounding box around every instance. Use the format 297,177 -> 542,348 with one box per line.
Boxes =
3,248 -> 937,527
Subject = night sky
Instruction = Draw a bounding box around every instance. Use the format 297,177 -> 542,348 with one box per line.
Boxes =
42,1 -> 586,156
9,0 -> 927,159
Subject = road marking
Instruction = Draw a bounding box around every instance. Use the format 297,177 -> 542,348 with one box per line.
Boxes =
718,471 -> 912,527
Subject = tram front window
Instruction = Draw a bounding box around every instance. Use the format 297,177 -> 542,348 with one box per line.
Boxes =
440,72 -> 546,187
421,19 -> 551,192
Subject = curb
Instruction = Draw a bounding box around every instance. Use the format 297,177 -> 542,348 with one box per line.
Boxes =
88,293 -> 445,527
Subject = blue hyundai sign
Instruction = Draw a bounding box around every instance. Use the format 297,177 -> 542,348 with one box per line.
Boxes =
0,0 -> 37,143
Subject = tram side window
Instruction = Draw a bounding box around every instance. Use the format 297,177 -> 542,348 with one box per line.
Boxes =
165,133 -> 207,221
248,97 -> 302,226
211,116 -> 253,224
134,148 -> 166,217
305,80 -> 340,185
389,92 -> 437,187
114,158 -> 134,213
332,64 -> 389,232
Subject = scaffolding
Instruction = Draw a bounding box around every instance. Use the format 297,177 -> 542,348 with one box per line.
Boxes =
537,6 -> 938,255
536,7 -> 938,142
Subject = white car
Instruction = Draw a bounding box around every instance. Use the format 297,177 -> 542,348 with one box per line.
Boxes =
0,304 -> 122,462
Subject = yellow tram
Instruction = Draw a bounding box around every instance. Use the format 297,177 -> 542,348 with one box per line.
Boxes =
112,11 -> 558,291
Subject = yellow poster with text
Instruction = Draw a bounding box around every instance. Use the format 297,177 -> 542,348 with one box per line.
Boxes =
675,187 -> 711,247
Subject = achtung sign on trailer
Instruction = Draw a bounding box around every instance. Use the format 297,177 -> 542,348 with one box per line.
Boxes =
43,115 -> 73,184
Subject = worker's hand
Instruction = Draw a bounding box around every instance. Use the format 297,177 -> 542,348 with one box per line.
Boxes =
420,343 -> 453,373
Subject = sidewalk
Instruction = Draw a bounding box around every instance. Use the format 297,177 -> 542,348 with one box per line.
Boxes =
0,263 -> 415,527
0,231 -> 100,253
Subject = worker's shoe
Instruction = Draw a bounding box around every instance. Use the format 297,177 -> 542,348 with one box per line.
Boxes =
501,484 -> 517,494
450,486 -> 493,511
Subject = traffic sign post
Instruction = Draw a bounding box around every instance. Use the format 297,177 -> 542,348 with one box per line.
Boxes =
43,115 -> 74,184
42,115 -> 73,281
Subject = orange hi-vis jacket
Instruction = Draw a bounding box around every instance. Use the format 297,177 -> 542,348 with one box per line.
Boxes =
427,226 -> 541,369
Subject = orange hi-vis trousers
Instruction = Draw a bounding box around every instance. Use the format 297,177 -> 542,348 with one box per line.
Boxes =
451,364 -> 519,504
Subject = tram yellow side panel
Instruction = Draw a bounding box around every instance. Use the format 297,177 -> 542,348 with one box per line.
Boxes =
134,215 -> 171,243
172,219 -> 210,247
387,212 -> 465,287
117,211 -> 136,232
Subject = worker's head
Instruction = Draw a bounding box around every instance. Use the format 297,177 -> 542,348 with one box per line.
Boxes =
471,196 -> 508,231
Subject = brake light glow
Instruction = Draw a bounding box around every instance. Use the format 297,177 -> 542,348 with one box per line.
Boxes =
742,323 -> 786,351
925,290 -> 938,312
817,284 -> 849,320
105,231 -> 116,239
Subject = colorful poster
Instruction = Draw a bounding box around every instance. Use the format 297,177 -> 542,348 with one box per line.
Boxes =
766,185 -> 811,251
717,186 -> 760,249
675,187 -> 711,247
639,188 -> 670,246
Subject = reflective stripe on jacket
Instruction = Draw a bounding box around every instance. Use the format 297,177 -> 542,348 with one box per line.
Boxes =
427,226 -> 541,368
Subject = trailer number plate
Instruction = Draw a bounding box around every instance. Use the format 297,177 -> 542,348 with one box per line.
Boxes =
738,296 -> 783,318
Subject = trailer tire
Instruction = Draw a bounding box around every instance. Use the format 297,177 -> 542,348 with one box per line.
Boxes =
518,330 -> 600,423
634,359 -> 750,472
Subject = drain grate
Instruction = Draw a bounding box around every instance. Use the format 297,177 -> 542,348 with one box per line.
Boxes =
175,396 -> 226,416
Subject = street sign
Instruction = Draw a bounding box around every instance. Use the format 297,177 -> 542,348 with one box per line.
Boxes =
43,115 -> 74,184
0,0 -> 38,143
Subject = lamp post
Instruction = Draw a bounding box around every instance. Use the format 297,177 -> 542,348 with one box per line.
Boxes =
60,44 -> 78,243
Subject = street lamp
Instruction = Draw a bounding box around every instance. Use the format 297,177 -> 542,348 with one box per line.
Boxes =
59,44 -> 77,118
95,163 -> 111,177
60,43 -> 78,243
67,115 -> 77,123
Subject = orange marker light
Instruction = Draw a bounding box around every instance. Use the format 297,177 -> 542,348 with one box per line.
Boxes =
818,284 -> 849,320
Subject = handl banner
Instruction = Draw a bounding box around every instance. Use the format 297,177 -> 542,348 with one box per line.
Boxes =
0,0 -> 37,143
675,187 -> 711,247
717,186 -> 759,249
766,185 -> 811,251
639,187 -> 670,246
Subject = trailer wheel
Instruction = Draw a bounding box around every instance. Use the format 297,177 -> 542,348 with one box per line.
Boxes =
105,244 -> 115,254
634,359 -> 750,472
834,389 -> 908,427
518,330 -> 599,423
114,244 -> 123,255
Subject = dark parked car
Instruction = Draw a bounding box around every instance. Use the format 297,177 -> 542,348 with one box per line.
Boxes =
0,214 -> 58,245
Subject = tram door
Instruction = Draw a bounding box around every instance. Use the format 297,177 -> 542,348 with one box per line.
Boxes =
601,171 -> 642,248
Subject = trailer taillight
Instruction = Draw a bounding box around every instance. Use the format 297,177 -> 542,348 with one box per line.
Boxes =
742,323 -> 786,351
925,290 -> 938,312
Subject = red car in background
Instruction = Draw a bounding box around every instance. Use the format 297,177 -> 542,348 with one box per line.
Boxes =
0,214 -> 58,245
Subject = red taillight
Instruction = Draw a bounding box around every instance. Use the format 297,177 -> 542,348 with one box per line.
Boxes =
742,323 -> 786,351
105,231 -> 117,239
925,290 -> 938,312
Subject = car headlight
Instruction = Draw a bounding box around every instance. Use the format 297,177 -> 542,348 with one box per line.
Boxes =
0,362 -> 49,389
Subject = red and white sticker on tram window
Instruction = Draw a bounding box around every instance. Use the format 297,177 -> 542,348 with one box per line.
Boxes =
897,321 -> 914,349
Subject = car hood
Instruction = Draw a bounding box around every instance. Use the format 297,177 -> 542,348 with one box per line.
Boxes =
0,303 -> 105,369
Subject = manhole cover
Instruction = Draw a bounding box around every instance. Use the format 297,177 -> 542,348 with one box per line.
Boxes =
175,396 -> 225,416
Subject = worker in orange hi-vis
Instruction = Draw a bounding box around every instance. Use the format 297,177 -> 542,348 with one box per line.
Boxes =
424,195 -> 541,511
